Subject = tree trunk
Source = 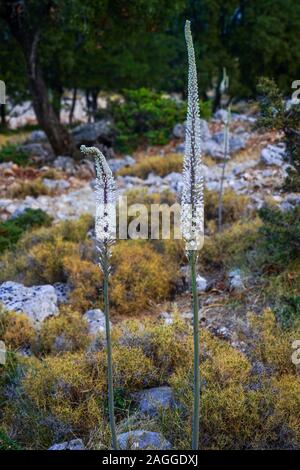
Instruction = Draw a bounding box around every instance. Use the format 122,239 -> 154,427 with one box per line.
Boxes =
91,89 -> 99,122
25,53 -> 79,158
86,90 -> 92,123
213,82 -> 221,112
52,83 -> 63,123
0,104 -> 7,129
3,4 -> 80,159
69,87 -> 77,125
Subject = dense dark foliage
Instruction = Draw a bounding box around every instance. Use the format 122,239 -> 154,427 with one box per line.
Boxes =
0,209 -> 52,253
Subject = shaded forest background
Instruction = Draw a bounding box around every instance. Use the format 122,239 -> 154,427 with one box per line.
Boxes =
0,0 -> 300,157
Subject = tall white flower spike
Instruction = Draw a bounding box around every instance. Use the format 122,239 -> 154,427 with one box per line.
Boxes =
80,145 -> 117,271
80,144 -> 118,449
181,20 -> 204,252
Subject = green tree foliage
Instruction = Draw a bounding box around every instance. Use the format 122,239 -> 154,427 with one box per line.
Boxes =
108,88 -> 186,151
0,208 -> 52,254
257,77 -> 300,191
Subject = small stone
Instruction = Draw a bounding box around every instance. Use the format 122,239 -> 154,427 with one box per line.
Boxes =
48,439 -> 85,451
196,275 -> 208,292
117,431 -> 172,450
260,143 -> 286,166
134,386 -> 175,417
158,311 -> 173,325
42,178 -> 70,191
83,308 -> 110,335
53,283 -> 70,304
28,130 -> 47,143
53,156 -> 76,174
228,269 -> 245,292
163,172 -> 183,193
172,123 -> 185,139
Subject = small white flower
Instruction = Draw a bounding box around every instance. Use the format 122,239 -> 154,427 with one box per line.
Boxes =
181,21 -> 204,252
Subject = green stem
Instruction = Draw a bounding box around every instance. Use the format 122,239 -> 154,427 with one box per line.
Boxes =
103,259 -> 118,450
189,250 -> 200,450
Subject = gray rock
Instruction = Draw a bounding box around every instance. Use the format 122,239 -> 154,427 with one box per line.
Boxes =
107,155 -> 135,173
228,269 -> 245,292
214,109 -> 229,122
260,143 -> 286,166
200,119 -> 212,141
0,198 -> 12,209
53,156 -> 76,174
0,162 -> 14,171
19,143 -> 52,160
72,119 -> 114,145
229,134 -> 249,153
196,275 -> 208,292
134,386 -> 175,417
172,123 -> 185,139
174,143 -> 185,154
83,309 -> 110,335
0,281 -> 58,325
42,178 -> 70,191
48,439 -> 85,451
27,130 -> 47,143
280,201 -> 294,212
53,283 -> 70,304
202,139 -> 224,159
163,172 -> 183,193
213,131 -> 249,153
158,311 -> 173,325
173,119 -> 211,141
232,160 -> 258,176
52,334 -> 74,353
117,431 -> 172,450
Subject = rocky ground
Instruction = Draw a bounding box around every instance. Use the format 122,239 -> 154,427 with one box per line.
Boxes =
0,109 -> 299,450
0,111 -> 299,333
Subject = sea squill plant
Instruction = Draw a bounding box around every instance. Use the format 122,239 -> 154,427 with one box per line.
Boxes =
181,20 -> 204,450
80,145 -> 118,450
217,67 -> 231,232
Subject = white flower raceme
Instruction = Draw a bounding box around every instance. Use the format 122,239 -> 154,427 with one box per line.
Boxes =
80,145 -> 116,269
181,20 -> 204,252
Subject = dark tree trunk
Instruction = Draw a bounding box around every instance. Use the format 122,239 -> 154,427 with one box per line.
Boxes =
0,104 -> 7,128
91,88 -> 99,122
52,83 -> 63,122
213,81 -> 222,112
69,87 -> 77,125
86,90 -> 92,123
3,3 -> 80,159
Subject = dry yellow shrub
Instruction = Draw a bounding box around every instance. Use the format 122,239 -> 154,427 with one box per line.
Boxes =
38,308 -> 91,355
0,310 -> 35,350
200,218 -> 261,270
204,188 -> 251,230
110,241 -> 176,315
63,256 -> 102,312
248,308 -> 299,375
118,153 -> 183,178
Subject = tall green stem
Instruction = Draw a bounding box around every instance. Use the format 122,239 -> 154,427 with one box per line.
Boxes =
189,250 -> 200,450
103,256 -> 118,450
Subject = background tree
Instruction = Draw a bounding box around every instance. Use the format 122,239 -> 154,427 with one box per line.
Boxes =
257,77 -> 300,192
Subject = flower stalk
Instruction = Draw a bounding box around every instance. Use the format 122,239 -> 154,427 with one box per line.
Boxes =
182,21 -> 204,450
80,145 -> 118,450
218,68 -> 231,232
